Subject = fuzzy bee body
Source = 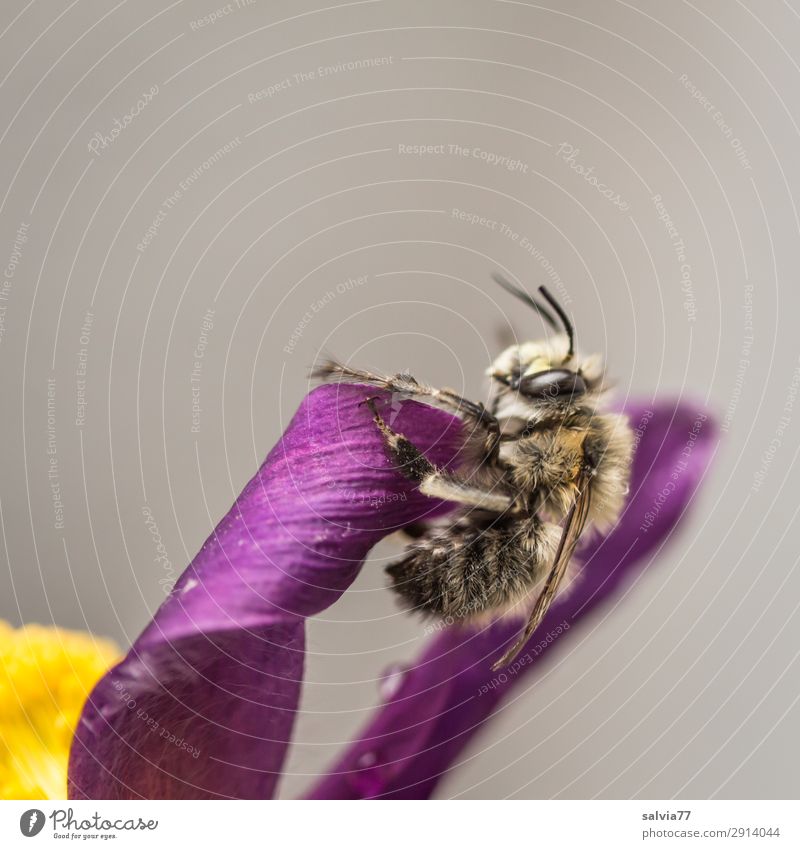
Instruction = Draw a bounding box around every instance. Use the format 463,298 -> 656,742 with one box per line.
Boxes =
386,512 -> 561,623
315,279 -> 633,668
386,405 -> 630,621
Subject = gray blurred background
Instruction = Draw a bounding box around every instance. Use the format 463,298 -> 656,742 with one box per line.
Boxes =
1,0 -> 798,799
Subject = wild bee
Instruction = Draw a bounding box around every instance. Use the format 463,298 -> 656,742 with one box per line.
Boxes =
314,276 -> 633,669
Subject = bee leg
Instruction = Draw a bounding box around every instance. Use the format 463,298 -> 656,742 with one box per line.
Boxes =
576,414 -> 634,528
315,359 -> 500,459
436,387 -> 501,459
364,397 -> 513,513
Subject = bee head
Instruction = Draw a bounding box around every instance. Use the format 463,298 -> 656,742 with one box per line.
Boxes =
487,276 -> 604,412
487,334 -> 603,401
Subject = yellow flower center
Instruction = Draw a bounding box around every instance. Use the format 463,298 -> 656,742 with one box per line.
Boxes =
0,620 -> 118,799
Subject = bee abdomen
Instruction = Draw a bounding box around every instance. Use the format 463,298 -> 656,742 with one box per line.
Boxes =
386,517 -> 559,621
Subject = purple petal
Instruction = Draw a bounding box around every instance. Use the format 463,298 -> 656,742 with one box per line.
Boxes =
307,401 -> 716,799
68,384 -> 465,799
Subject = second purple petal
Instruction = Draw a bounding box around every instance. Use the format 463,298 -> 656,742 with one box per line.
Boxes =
308,401 -> 716,799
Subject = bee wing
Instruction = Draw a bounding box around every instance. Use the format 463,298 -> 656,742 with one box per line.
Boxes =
491,468 -> 593,671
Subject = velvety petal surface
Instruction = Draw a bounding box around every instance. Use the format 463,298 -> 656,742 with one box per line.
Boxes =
68,384 -> 466,799
307,402 -> 716,799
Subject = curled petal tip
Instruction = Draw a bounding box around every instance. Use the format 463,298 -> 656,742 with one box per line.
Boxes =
68,385 -> 464,799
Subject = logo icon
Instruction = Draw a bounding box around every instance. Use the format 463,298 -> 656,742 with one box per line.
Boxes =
19,809 -> 45,837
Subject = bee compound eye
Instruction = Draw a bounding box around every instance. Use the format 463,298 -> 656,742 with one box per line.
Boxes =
517,369 -> 586,399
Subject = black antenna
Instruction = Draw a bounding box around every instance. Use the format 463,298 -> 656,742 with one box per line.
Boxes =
538,285 -> 575,359
491,273 -> 558,330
